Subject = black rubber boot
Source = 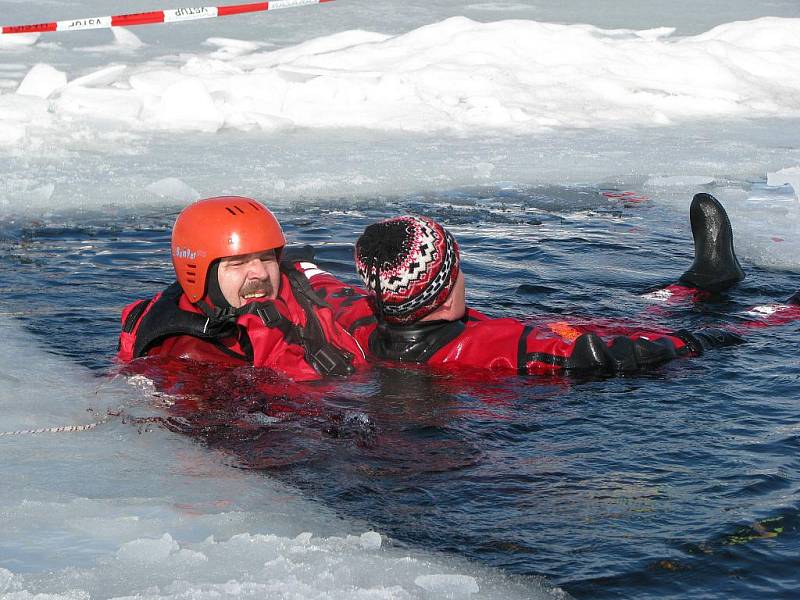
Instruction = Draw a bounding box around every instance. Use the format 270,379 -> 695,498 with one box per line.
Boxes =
678,193 -> 745,293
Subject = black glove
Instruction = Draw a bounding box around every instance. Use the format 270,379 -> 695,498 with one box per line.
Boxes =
565,333 -> 678,373
673,328 -> 744,355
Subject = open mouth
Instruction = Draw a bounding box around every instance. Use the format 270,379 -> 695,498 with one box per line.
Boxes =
240,279 -> 273,302
242,290 -> 268,300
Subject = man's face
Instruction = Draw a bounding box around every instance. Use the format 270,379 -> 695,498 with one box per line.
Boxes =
217,249 -> 281,308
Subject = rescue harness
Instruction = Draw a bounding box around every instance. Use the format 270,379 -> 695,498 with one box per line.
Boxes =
122,263 -> 356,377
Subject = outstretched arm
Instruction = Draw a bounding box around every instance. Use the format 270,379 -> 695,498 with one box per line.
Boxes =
520,322 -> 742,375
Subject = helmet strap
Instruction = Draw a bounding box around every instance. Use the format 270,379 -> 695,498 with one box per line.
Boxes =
205,260 -> 233,310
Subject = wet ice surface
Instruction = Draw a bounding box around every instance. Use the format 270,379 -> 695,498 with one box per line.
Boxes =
1,1 -> 800,598
0,314 -> 555,600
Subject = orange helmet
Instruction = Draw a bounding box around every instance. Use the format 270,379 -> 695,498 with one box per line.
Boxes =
171,196 -> 286,302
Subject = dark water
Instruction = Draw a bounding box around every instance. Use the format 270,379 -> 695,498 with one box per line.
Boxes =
1,186 -> 799,599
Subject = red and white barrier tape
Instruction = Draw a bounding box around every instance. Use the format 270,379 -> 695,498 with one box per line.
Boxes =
1,0 -> 333,35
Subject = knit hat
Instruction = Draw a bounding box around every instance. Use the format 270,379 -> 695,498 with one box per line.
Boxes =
355,215 -> 460,324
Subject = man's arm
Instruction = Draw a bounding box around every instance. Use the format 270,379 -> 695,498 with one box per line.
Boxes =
291,261 -> 378,350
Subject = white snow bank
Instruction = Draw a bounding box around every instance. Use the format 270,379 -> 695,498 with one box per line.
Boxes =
0,316 -> 558,599
2,16 -> 800,142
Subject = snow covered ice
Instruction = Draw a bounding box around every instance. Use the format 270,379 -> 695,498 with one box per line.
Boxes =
2,0 -> 800,597
4,16 -> 800,139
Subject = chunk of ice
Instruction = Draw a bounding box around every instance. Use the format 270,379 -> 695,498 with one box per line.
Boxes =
116,533 -> 179,563
112,27 -> 144,50
145,177 -> 201,201
360,531 -> 382,549
767,166 -> 800,200
148,79 -> 223,132
16,63 -> 66,99
415,573 -> 480,596
55,87 -> 142,120
68,65 -> 127,88
0,33 -> 39,49
204,37 -> 267,59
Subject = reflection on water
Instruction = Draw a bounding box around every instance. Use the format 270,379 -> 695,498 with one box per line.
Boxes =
2,186 -> 800,600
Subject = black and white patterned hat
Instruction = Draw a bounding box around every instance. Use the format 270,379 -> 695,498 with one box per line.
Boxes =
355,215 -> 460,324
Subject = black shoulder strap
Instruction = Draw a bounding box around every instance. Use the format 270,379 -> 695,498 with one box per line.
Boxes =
132,282 -> 246,360
280,261 -> 330,308
285,267 -> 356,376
122,300 -> 150,334
240,265 -> 355,376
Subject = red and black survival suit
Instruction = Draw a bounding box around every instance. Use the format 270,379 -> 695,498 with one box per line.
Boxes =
304,264 -> 737,375
118,261 -> 367,381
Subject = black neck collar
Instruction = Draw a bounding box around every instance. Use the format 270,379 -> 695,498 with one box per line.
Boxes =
369,316 -> 467,363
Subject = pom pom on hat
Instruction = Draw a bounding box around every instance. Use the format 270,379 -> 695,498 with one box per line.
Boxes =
355,215 -> 460,324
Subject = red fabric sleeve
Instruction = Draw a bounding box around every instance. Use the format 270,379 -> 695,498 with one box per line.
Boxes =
294,262 -> 377,349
